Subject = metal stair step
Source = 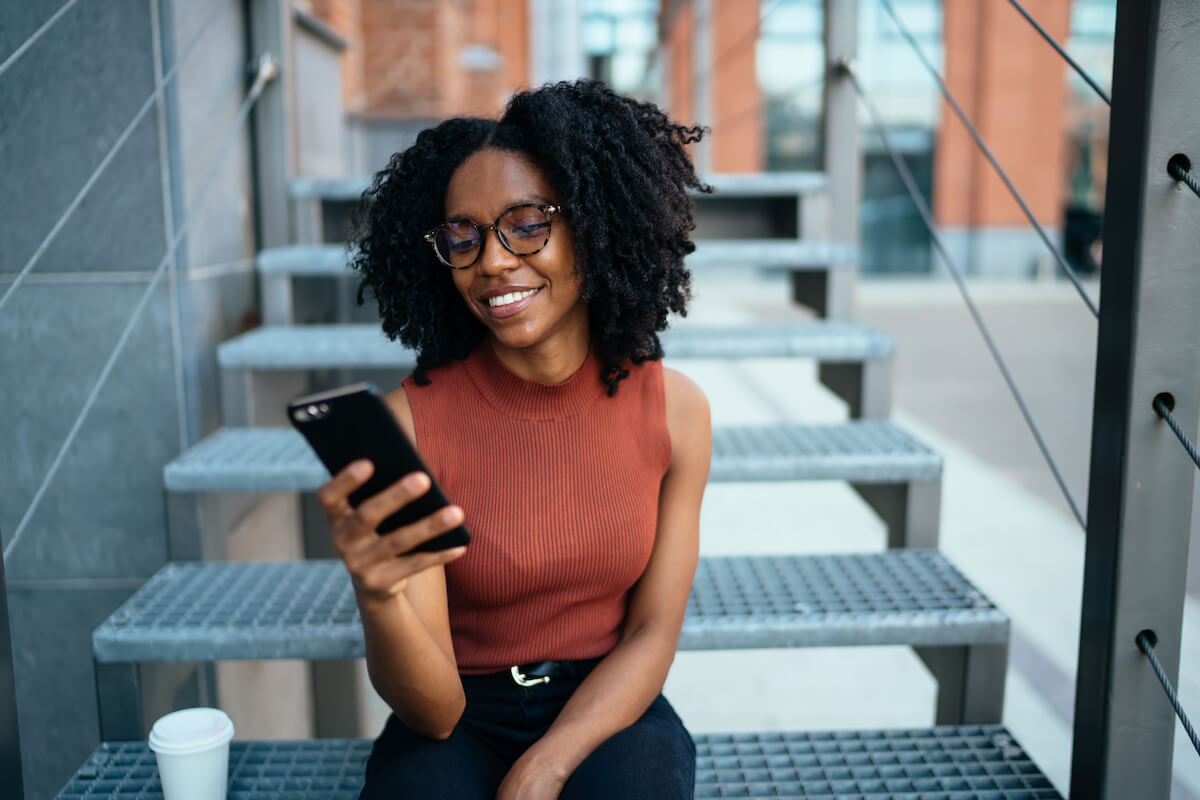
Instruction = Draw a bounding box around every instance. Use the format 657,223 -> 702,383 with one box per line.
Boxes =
217,321 -> 894,371
257,239 -> 857,278
57,726 -> 1061,799
163,421 -> 941,493
290,171 -> 833,201
92,551 -> 1006,664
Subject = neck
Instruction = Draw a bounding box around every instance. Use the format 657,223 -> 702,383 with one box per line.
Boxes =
487,318 -> 591,385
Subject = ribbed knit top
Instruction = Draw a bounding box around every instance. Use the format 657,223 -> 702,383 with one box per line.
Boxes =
402,344 -> 672,674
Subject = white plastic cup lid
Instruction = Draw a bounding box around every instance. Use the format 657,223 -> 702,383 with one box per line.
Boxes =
148,708 -> 235,755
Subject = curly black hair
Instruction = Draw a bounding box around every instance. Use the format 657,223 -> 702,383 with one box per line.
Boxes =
350,80 -> 708,395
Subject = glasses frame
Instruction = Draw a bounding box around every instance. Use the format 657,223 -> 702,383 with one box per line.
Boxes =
423,203 -> 562,270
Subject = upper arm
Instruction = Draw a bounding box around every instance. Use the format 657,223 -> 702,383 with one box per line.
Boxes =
384,385 -> 457,666
624,367 -> 712,640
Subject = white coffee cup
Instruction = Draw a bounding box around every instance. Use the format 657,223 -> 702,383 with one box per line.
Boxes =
148,707 -> 235,800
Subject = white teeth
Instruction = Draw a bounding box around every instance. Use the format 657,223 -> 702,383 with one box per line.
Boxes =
488,289 -> 537,307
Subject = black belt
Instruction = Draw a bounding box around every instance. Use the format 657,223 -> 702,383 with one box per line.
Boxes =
509,657 -> 604,687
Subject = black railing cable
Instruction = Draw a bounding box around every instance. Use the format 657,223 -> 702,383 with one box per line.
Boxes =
1006,0 -> 1111,106
1169,158 -> 1200,201
846,62 -> 1087,528
0,0 -> 82,80
2,54 -> 279,562
1136,631 -> 1200,758
1153,396 -> 1200,471
878,0 -> 1100,320
0,0 -> 224,313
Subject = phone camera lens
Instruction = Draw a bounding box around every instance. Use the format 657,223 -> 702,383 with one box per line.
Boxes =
307,404 -> 319,417
318,403 -> 330,414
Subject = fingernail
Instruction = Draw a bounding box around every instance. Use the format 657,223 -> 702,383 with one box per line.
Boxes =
448,547 -> 467,558
351,461 -> 371,478
443,506 -> 462,523
404,472 -> 427,491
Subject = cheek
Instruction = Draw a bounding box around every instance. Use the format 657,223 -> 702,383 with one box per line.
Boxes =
450,273 -> 478,313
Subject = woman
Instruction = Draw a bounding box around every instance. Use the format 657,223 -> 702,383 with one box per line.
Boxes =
316,80 -> 712,799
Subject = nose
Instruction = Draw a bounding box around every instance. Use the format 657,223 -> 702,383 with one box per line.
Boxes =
476,225 -> 519,276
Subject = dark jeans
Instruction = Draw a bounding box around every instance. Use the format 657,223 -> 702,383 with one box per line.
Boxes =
359,661 -> 695,799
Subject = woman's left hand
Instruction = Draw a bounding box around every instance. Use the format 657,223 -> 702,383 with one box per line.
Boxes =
495,751 -> 568,800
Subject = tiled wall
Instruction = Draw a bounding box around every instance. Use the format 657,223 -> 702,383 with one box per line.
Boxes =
0,1 -> 258,795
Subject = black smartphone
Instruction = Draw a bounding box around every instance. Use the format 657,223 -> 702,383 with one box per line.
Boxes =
288,382 -> 470,553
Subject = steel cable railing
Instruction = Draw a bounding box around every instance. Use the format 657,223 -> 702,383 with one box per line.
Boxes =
1153,395 -> 1200,472
0,1 -> 224,313
1137,631 -> 1200,758
846,62 -> 1087,528
0,0 -> 82,80
878,0 -> 1100,319
1169,158 -> 1200,202
1006,0 -> 1112,106
2,54 -> 279,562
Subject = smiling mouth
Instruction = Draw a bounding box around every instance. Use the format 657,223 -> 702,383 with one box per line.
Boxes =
486,288 -> 540,308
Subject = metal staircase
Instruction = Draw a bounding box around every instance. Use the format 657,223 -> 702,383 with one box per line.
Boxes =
58,174 -> 1059,798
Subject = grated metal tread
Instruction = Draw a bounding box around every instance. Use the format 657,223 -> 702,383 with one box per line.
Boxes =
257,239 -> 857,277
217,321 -> 894,370
164,421 -> 940,493
57,726 -> 1060,798
290,171 -> 831,201
93,552 -> 1006,664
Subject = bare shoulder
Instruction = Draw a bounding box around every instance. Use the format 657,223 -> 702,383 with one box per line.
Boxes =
663,366 -> 710,425
662,366 -> 712,467
384,384 -> 418,445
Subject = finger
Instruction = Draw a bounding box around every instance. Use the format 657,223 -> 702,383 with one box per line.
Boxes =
371,545 -> 468,590
316,460 -> 374,516
355,472 -> 431,530
375,505 -> 465,558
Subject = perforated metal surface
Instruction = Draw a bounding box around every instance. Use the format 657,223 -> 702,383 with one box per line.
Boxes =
164,421 -> 940,492
686,240 -> 858,269
57,740 -> 371,799
217,321 -> 894,370
256,240 -> 857,277
693,727 -> 1062,798
57,727 -> 1059,799
682,551 -> 1007,650
94,552 -> 1004,664
710,422 -> 942,483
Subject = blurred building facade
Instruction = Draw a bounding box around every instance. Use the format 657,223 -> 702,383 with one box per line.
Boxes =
307,0 -> 1113,277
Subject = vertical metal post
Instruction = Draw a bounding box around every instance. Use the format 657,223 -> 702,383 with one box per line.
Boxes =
0,533 -> 24,799
808,0 -> 859,320
1070,1 -> 1200,797
248,0 -> 295,250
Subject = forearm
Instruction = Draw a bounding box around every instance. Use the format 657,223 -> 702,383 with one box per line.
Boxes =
357,591 -> 465,739
520,623 -> 678,778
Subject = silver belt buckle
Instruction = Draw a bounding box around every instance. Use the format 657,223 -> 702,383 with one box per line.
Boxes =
511,665 -> 550,687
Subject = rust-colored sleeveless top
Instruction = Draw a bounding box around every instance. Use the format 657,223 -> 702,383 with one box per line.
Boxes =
402,345 -> 671,674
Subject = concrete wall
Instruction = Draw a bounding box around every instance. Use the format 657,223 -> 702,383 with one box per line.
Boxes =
0,1 -> 259,795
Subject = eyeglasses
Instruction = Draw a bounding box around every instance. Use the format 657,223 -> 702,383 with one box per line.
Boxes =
424,204 -> 561,269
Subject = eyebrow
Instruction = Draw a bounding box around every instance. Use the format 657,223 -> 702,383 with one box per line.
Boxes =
444,196 -> 554,220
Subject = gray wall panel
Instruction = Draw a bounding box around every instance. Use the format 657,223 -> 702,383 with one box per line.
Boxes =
0,281 -> 176,580
8,584 -> 141,800
0,0 -> 159,275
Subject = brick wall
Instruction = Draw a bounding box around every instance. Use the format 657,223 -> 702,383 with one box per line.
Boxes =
309,0 -> 530,119
934,0 -> 1071,228
661,0 -> 765,173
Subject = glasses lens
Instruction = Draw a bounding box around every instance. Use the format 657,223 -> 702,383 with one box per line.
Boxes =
435,222 -> 481,267
498,206 -> 552,254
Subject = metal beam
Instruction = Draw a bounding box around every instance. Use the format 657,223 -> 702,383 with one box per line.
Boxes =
815,0 -> 859,320
1071,1 -> 1200,796
0,532 -> 24,799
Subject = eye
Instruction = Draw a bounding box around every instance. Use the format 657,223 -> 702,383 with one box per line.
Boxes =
503,208 -> 551,239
